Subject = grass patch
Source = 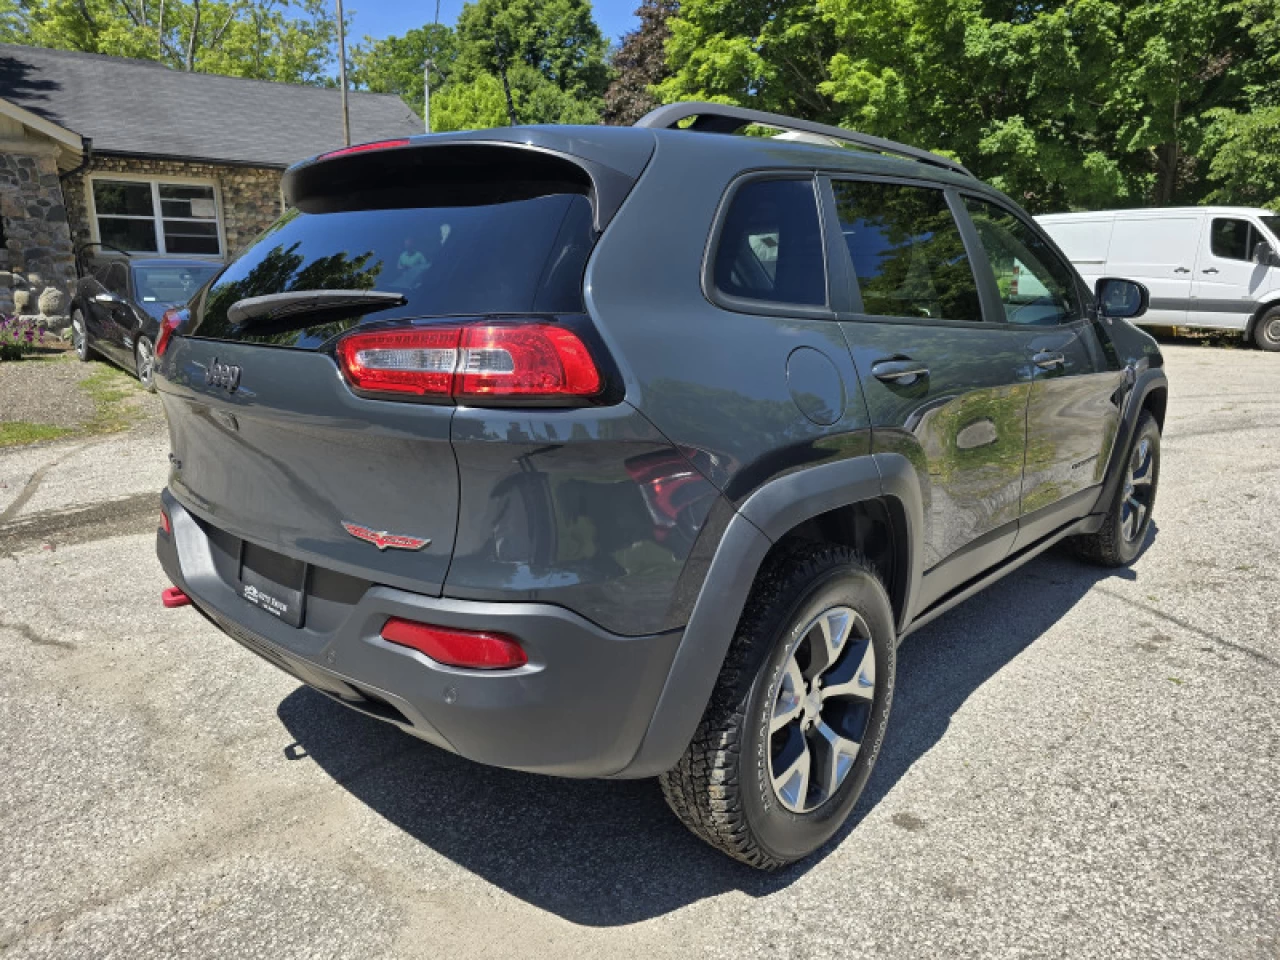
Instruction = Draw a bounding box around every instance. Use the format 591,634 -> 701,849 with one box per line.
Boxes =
0,421 -> 74,447
77,364 -> 144,437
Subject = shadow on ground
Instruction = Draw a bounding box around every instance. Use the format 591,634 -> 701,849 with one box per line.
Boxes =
278,534 -> 1152,926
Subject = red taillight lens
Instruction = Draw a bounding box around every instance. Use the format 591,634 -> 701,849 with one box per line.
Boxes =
381,617 -> 528,670
456,324 -> 601,397
156,308 -> 186,357
319,138 -> 411,160
335,322 -> 603,403
335,325 -> 462,397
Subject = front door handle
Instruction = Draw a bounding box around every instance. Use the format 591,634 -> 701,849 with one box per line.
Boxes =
1032,350 -> 1065,369
1202,267 -> 1219,274
1174,266 -> 1191,274
871,358 -> 929,383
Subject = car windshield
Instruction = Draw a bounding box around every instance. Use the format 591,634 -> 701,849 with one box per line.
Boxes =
1260,215 -> 1280,244
133,263 -> 222,316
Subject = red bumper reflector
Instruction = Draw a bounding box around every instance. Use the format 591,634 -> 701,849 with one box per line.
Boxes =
381,617 -> 527,670
160,509 -> 172,535
162,586 -> 191,608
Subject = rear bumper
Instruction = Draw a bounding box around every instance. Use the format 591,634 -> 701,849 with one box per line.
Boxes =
158,491 -> 683,778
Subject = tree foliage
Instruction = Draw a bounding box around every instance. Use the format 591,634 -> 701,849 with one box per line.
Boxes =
659,0 -> 1279,211
603,0 -> 676,125
349,23 -> 456,118
2,0 -> 338,83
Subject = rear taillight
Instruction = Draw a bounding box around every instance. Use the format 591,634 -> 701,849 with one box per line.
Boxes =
335,322 -> 603,403
381,617 -> 528,670
156,308 -> 186,357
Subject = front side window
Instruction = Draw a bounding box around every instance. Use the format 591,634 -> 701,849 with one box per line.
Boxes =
1210,218 -> 1253,261
712,178 -> 826,308
833,180 -> 981,322
964,197 -> 1081,325
93,179 -> 222,256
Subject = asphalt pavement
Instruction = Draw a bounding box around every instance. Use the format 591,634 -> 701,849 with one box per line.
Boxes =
1,344 -> 1276,959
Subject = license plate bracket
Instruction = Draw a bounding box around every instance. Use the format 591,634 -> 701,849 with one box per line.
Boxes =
239,541 -> 307,628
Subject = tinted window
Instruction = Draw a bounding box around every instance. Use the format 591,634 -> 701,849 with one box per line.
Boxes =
133,263 -> 222,318
712,179 -> 826,307
833,181 -> 981,321
191,192 -> 595,346
1211,219 -> 1252,261
1261,216 -> 1280,245
965,197 -> 1081,325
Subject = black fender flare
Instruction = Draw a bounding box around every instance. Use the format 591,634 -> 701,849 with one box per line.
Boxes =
1090,366 -> 1169,519
613,453 -> 924,778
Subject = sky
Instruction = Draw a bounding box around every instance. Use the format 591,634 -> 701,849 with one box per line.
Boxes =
344,0 -> 641,46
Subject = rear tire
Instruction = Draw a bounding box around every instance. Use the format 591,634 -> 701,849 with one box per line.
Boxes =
1070,411 -> 1160,567
71,308 -> 91,362
1252,305 -> 1280,352
659,543 -> 895,869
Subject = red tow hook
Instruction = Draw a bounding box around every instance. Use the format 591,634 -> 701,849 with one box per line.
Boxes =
162,586 -> 191,608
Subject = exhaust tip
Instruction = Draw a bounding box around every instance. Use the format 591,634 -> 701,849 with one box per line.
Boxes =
162,586 -> 191,608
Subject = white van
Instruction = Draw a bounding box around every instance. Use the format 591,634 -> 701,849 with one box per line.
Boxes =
1036,207 -> 1280,351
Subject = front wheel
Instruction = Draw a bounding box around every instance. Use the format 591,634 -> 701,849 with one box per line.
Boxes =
660,544 -> 896,869
1070,411 -> 1160,566
135,335 -> 156,391
71,308 -> 91,362
1252,306 -> 1280,352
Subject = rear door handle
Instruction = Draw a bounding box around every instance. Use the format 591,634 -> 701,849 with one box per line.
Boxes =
871,358 -> 929,383
1032,351 -> 1065,369
1174,266 -> 1191,274
1202,267 -> 1219,274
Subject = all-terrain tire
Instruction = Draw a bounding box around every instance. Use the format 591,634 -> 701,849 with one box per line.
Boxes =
659,543 -> 896,869
1070,411 -> 1160,566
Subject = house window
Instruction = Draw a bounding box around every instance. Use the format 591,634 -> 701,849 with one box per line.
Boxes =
92,178 -> 221,256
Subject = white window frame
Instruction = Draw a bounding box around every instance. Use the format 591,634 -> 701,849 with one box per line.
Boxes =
87,173 -> 225,258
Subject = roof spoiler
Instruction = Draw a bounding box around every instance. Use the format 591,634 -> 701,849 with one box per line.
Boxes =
635,102 -> 973,178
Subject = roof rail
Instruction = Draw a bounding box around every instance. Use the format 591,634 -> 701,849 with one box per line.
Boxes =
634,102 -> 973,178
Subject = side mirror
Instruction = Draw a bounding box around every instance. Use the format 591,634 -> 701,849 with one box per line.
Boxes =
93,291 -> 124,305
1253,240 -> 1280,268
1095,277 -> 1149,320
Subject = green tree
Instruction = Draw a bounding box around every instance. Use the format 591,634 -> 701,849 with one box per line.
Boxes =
659,0 -> 1273,211
349,23 -> 456,119
3,0 -> 337,84
454,0 -> 609,124
603,0 -> 676,125
432,62 -> 600,131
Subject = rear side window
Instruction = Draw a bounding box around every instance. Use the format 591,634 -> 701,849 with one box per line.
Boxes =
712,179 -> 826,308
964,197 -> 1081,325
1211,218 -> 1253,261
191,192 -> 595,347
832,180 -> 981,322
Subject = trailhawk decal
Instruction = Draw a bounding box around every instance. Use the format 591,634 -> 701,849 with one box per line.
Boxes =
341,521 -> 431,552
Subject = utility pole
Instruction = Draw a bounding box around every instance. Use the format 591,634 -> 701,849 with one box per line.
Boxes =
425,0 -> 440,134
424,59 -> 432,133
336,0 -> 351,146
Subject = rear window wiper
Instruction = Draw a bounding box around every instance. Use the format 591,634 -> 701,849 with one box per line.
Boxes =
227,290 -> 408,329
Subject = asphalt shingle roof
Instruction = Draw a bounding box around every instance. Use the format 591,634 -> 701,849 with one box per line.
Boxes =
0,43 -> 423,168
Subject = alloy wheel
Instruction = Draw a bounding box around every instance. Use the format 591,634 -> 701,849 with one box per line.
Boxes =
136,337 -> 155,388
1121,435 -> 1155,542
72,312 -> 87,359
768,605 -> 877,814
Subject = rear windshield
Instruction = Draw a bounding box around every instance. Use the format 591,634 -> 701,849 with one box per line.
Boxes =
189,192 -> 595,347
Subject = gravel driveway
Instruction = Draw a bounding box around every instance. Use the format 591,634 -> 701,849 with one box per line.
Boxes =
0,344 -> 1276,959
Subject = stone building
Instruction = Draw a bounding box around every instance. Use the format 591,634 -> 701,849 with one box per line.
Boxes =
0,43 -> 421,321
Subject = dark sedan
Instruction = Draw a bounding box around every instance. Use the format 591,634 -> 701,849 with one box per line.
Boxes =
70,257 -> 223,390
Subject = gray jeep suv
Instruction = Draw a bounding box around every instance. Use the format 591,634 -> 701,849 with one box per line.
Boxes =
154,103 -> 1166,868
